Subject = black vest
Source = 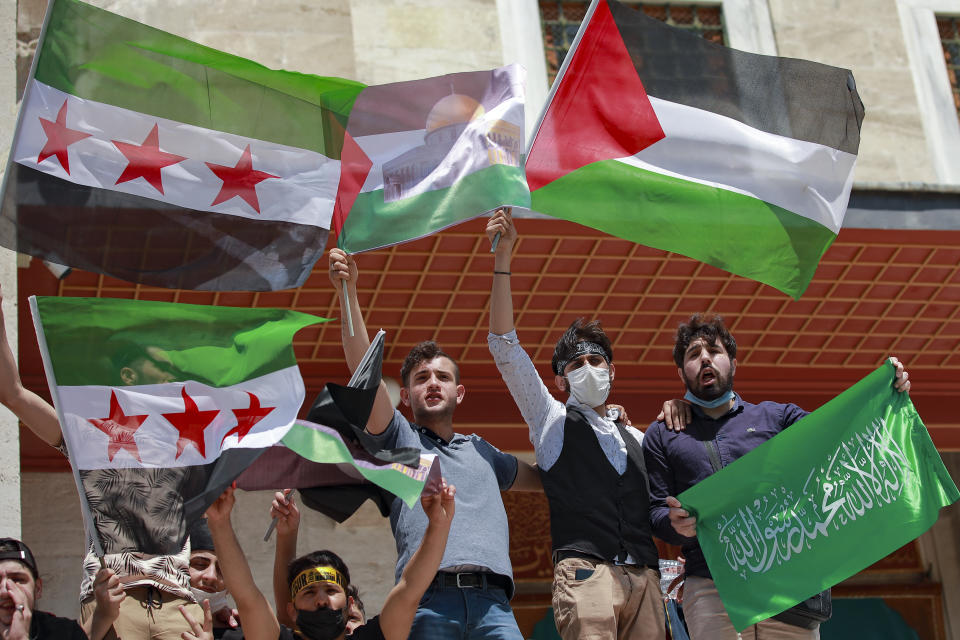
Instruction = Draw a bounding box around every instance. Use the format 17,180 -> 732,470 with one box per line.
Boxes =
539,408 -> 659,567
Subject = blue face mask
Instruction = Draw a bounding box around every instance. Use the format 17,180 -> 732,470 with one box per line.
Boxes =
684,389 -> 735,409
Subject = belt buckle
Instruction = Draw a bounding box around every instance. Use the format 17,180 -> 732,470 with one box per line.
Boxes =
456,573 -> 479,588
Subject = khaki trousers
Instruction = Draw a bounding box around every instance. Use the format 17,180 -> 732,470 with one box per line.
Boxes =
683,576 -> 820,640
552,556 -> 665,640
81,586 -> 203,640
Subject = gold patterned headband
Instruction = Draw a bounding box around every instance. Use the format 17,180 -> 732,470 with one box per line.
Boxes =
289,566 -> 347,600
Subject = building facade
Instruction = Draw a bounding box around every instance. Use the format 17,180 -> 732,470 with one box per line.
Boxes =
0,0 -> 957,637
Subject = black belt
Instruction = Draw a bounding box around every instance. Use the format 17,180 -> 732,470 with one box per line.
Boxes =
432,571 -> 511,592
553,549 -> 604,565
553,549 -> 657,572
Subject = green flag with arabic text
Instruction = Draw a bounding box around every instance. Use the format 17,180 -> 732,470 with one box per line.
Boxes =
678,362 -> 959,631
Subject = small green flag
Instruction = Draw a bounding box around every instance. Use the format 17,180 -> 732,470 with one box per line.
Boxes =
679,362 -> 959,631
281,421 -> 441,509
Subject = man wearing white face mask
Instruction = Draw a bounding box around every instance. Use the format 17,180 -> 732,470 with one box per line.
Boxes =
486,209 -> 664,640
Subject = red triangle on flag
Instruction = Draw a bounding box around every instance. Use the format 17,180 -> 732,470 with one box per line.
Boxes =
526,0 -> 664,192
332,130 -> 373,238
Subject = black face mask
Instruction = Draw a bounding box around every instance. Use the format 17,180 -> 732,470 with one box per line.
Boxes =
295,606 -> 347,640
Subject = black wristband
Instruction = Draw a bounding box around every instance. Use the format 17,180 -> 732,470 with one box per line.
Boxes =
493,271 -> 512,276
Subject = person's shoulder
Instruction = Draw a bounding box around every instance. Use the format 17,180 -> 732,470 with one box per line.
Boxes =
275,624 -> 296,640
217,626 -> 246,639
748,399 -> 805,413
348,615 -> 385,640
743,399 -> 808,425
466,432 -> 509,454
643,419 -> 668,441
31,610 -> 86,638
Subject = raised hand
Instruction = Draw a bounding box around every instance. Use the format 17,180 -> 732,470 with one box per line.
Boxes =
178,600 -> 214,640
328,248 -> 358,289
421,480 -> 456,529
889,356 -> 911,393
486,208 -> 516,255
204,487 -> 236,527
270,489 -> 300,537
92,568 -> 124,625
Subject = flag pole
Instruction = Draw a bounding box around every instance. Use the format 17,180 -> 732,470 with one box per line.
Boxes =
524,0 -> 601,157
0,0 -> 60,237
28,296 -> 106,560
342,280 -> 354,338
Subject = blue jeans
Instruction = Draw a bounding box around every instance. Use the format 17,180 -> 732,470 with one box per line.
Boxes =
410,583 -> 523,640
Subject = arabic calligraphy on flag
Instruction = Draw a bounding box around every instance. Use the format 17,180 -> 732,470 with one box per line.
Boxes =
679,362 -> 959,630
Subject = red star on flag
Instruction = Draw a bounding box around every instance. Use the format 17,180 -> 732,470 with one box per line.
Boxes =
221,392 -> 275,446
206,144 -> 278,213
88,390 -> 149,462
162,387 -> 220,459
112,124 -> 187,194
38,100 -> 92,175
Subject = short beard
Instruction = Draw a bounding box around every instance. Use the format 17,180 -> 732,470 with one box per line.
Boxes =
684,370 -> 734,401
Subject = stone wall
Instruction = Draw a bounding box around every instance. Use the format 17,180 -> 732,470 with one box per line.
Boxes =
768,0 -> 938,184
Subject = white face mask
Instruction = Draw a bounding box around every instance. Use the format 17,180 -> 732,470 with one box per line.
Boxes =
565,364 -> 610,408
190,586 -> 231,613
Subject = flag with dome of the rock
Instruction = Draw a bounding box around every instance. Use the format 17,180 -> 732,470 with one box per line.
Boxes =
29,295 -> 327,555
332,64 -> 531,253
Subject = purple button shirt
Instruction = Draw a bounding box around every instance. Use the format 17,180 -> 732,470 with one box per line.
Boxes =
642,394 -> 808,578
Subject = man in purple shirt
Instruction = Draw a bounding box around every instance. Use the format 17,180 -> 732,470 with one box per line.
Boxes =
642,313 -> 911,640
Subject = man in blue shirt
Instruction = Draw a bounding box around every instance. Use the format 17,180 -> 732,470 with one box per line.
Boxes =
643,313 -> 910,640
328,248 -> 541,640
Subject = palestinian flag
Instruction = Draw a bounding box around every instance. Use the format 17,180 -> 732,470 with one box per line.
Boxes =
525,0 -> 864,299
3,0 -> 364,290
333,65 -> 530,253
30,295 -> 326,555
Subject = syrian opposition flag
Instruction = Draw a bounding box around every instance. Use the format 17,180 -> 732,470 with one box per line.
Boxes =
525,0 -> 864,299
333,65 -> 530,253
679,362 -> 959,630
30,295 -> 326,555
2,0 -> 364,290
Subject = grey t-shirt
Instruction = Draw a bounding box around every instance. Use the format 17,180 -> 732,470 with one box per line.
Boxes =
370,410 -> 518,586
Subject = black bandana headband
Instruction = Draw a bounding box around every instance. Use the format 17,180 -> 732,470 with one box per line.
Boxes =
555,341 -> 609,375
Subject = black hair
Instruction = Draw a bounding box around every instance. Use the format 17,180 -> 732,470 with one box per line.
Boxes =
400,341 -> 460,386
346,584 -> 365,618
672,313 -> 737,367
551,318 -> 613,375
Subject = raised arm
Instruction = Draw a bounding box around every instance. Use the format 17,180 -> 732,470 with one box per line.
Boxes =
0,288 -> 62,447
378,482 -> 456,640
328,249 -> 395,435
270,489 -> 299,629
487,208 -> 517,336
205,488 -> 280,640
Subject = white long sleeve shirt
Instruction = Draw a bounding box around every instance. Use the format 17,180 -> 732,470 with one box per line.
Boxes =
488,329 -> 644,473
